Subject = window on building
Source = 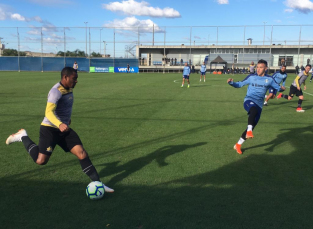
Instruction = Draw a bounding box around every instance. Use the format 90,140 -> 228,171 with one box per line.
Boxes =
279,56 -> 293,66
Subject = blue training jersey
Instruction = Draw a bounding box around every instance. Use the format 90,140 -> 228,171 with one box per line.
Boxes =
200,64 -> 206,72
183,66 -> 191,75
272,70 -> 287,86
229,74 -> 281,109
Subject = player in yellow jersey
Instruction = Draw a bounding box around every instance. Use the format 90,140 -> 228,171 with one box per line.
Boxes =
6,67 -> 114,193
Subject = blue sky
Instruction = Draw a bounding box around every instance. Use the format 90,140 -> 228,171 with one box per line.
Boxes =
1,0 -> 313,55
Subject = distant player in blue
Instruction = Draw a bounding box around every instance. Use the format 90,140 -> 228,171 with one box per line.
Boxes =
264,65 -> 287,106
200,62 -> 206,82
181,62 -> 191,88
227,59 -> 285,154
310,68 -> 313,82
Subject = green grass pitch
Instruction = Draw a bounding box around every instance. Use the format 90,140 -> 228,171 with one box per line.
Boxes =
0,71 -> 313,228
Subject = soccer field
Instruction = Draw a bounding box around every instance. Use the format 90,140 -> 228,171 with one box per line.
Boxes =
1,71 -> 313,228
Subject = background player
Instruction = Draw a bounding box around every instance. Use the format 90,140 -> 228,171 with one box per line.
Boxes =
277,64 -> 312,112
181,62 -> 191,88
6,67 -> 114,193
264,65 -> 287,106
227,59 -> 285,154
73,61 -> 78,73
200,62 -> 206,82
249,61 -> 255,74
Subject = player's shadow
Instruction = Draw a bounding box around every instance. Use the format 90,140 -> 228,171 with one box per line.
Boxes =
99,142 -> 207,185
243,125 -> 313,153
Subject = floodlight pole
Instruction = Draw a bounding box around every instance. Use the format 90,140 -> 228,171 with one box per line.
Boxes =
100,28 -> 103,55
103,41 -> 106,57
84,22 -> 88,56
263,22 -> 267,45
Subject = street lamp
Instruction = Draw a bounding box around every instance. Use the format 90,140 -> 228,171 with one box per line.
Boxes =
0,37 -> 3,56
103,41 -> 106,57
84,22 -> 88,56
100,28 -> 103,55
263,21 -> 267,45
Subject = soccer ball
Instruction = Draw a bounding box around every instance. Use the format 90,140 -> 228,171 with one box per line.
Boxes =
86,181 -> 105,200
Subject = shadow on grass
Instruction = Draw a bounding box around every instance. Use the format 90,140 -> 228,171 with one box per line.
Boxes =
99,142 -> 207,185
2,128 -> 313,228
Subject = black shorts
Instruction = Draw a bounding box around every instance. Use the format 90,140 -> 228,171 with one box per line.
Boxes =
39,126 -> 83,156
289,85 -> 303,97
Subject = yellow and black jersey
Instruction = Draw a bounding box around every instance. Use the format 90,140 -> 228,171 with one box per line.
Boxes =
41,82 -> 73,128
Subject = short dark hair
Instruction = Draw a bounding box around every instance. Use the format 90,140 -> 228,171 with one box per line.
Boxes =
281,64 -> 286,68
258,59 -> 268,67
306,64 -> 312,68
61,67 -> 76,79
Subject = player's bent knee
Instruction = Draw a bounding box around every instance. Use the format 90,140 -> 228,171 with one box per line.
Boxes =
35,153 -> 50,165
71,145 -> 88,160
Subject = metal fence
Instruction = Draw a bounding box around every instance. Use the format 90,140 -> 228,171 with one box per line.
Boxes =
0,25 -> 313,70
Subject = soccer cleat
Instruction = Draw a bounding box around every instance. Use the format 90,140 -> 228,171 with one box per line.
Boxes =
6,129 -> 27,145
103,184 -> 114,193
204,80 -> 206,82
200,79 -> 201,82
246,130 -> 254,139
264,102 -> 268,106
276,93 -> 283,99
233,144 -> 242,155
296,107 -> 305,112
181,85 -> 184,88
187,85 -> 190,88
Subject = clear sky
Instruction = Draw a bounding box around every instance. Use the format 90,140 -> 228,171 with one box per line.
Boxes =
1,0 -> 313,55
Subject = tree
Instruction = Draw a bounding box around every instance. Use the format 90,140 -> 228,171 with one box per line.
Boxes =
56,49 -> 87,57
3,49 -> 26,56
91,52 -> 102,57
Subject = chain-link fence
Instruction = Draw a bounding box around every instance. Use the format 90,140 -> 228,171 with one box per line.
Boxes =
0,25 -> 312,71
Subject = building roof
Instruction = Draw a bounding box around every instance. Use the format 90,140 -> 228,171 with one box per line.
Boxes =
210,55 -> 227,64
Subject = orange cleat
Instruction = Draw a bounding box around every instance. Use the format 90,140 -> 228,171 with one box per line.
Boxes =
276,93 -> 283,99
296,107 -> 305,112
233,143 -> 242,155
246,130 -> 254,139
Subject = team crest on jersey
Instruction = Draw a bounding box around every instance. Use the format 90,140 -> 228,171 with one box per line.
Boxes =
265,79 -> 268,83
46,146 -> 53,153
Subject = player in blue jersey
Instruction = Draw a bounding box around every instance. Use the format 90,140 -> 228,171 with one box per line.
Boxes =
227,59 -> 285,154
200,62 -> 206,82
310,68 -> 313,82
264,65 -> 287,106
181,62 -> 191,88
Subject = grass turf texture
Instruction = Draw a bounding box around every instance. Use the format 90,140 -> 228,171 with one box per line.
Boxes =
0,71 -> 313,229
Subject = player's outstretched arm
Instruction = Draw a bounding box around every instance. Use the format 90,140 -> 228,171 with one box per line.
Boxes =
227,78 -> 233,83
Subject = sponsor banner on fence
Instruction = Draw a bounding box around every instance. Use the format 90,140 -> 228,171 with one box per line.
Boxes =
90,67 -> 113,73
114,67 -> 139,73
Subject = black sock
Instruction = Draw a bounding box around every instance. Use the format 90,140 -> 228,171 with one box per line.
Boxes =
248,107 -> 258,126
21,136 -> 39,162
283,95 -> 289,99
241,130 -> 247,140
79,157 -> 100,181
298,99 -> 303,107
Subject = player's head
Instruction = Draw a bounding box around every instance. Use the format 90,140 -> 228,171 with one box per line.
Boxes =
305,64 -> 311,73
185,62 -> 188,66
61,67 -> 78,88
281,65 -> 286,72
203,62 -> 205,65
256,59 -> 268,76
251,61 -> 254,65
